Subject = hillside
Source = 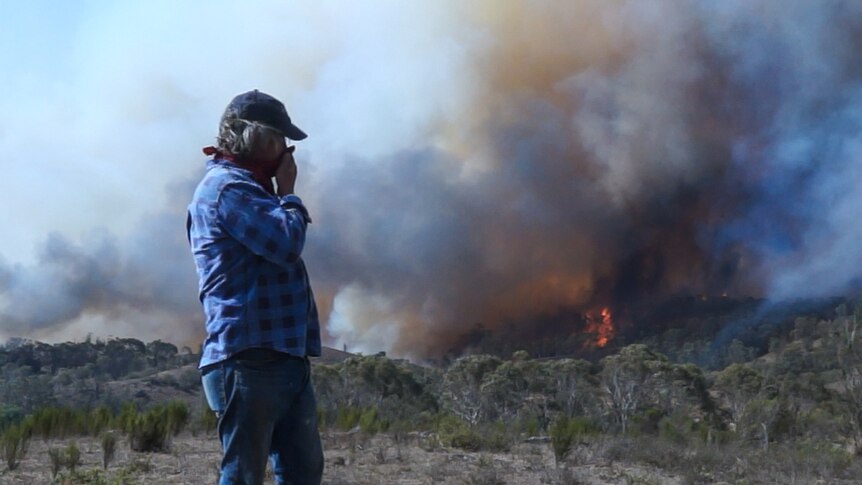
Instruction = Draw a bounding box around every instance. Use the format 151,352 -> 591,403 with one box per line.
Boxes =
1,299 -> 862,483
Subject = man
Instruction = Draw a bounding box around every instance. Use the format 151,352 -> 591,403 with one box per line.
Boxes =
187,89 -> 323,485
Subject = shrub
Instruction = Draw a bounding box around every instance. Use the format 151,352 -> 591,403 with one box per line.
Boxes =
334,406 -> 362,431
163,400 -> 190,436
58,468 -> 109,484
325,405 -> 393,434
550,416 -> 598,464
519,415 -> 541,437
127,401 -> 189,452
115,402 -> 139,434
89,406 -> 113,436
478,424 -> 511,452
604,436 -> 685,470
436,416 -> 511,452
66,442 -> 81,473
1,424 -> 29,470
436,414 -> 473,448
448,427 -> 485,452
27,407 -> 93,439
101,432 -> 117,469
123,456 -> 153,474
129,412 -> 168,452
48,447 -> 63,478
359,408 -> 386,434
193,404 -> 218,436
657,412 -> 708,446
630,407 -> 663,436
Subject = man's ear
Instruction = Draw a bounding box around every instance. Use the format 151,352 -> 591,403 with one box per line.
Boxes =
246,126 -> 271,160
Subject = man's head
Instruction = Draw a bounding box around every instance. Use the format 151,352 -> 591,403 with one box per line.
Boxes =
216,90 -> 306,162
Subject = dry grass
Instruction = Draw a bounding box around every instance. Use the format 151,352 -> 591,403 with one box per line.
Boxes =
1,432 -> 859,484
0,431 -> 682,485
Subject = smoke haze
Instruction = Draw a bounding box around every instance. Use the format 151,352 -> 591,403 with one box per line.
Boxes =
1,1 -> 861,357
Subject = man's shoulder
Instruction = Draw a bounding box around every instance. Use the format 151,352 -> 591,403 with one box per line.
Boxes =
207,161 -> 248,183
193,163 -> 250,199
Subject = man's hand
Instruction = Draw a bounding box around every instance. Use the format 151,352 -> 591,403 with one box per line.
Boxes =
275,151 -> 297,196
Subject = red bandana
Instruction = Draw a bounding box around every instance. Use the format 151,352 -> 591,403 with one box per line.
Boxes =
203,146 -> 275,194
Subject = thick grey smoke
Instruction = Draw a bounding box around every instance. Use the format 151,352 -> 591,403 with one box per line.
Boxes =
0,205 -> 201,344
314,0 -> 862,356
1,1 -> 861,357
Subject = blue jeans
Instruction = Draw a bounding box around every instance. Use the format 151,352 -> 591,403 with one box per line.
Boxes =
201,349 -> 324,485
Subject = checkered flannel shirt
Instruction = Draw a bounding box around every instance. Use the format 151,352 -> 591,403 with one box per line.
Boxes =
187,158 -> 321,368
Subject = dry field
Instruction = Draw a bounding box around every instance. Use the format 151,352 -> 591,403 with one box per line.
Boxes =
0,431 -> 685,485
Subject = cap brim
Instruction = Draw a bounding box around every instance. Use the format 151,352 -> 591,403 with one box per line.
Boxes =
282,122 -> 308,141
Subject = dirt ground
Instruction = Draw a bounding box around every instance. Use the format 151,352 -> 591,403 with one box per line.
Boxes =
0,432 -> 685,485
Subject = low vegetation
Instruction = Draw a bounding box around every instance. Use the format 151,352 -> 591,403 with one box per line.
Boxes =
1,302 -> 862,482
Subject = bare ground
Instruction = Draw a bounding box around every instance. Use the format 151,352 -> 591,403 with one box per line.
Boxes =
0,432 -> 685,485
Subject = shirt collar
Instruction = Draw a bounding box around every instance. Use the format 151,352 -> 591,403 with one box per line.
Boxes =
207,158 -> 254,177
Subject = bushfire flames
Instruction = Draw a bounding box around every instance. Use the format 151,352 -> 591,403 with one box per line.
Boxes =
584,307 -> 615,349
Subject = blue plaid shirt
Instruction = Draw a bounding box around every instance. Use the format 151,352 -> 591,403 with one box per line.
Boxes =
187,158 -> 321,368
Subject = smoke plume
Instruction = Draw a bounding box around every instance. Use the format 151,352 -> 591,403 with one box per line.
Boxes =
314,0 -> 862,356
2,1 -> 861,357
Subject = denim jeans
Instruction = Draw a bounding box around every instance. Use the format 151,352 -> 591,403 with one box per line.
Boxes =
201,349 -> 324,485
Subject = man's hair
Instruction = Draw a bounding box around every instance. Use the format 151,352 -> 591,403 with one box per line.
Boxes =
216,118 -> 281,159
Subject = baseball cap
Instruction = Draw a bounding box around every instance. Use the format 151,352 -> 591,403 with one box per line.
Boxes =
221,89 -> 307,140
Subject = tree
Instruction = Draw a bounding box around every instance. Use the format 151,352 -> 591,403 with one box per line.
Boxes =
724,339 -> 756,366
312,355 -> 438,430
714,362 -> 787,449
442,355 -> 501,425
714,363 -> 763,432
146,340 -> 178,369
99,338 -> 146,378
480,358 -> 542,422
547,359 -> 599,419
599,345 -> 673,435
828,306 -> 862,453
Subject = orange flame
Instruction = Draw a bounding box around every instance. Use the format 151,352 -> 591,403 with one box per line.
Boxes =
584,306 -> 615,348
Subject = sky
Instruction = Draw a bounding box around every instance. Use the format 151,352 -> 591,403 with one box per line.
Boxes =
0,0 -> 482,350
1,1 -> 861,357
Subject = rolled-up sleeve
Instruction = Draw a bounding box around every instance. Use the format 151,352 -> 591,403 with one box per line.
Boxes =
216,180 -> 310,268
